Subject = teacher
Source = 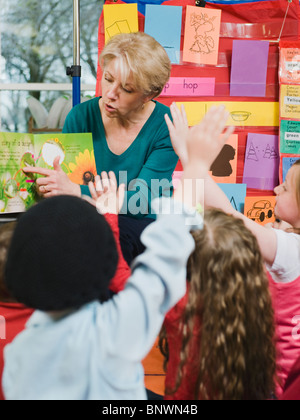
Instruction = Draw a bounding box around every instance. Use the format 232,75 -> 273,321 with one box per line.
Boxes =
24,32 -> 178,265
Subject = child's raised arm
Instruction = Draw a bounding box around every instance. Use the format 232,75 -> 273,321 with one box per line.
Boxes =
166,103 -> 278,266
167,105 -> 235,209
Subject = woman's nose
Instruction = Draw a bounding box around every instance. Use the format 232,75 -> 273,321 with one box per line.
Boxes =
107,84 -> 118,99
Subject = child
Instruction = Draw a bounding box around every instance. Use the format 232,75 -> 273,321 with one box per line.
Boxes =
0,185 -> 130,401
159,208 -> 277,400
0,222 -> 34,401
165,103 -> 300,397
2,105 -> 232,400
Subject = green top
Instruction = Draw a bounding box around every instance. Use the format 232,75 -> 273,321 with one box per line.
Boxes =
62,97 -> 178,219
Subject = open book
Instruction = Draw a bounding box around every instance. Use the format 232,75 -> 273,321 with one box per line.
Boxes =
0,132 -> 95,214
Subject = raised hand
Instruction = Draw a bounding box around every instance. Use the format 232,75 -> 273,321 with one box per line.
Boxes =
88,171 -> 125,215
165,103 -> 189,169
165,104 -> 235,171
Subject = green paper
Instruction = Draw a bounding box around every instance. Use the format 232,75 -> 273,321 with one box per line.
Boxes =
280,120 -> 300,154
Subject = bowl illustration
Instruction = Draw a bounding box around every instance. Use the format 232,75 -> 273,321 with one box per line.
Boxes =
230,111 -> 251,122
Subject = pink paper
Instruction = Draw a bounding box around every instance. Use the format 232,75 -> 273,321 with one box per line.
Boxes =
160,77 -> 215,97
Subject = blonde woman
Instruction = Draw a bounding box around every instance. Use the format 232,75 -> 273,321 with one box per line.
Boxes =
23,32 -> 177,264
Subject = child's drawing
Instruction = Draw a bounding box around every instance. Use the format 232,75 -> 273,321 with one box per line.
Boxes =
106,20 -> 131,40
189,12 -> 216,55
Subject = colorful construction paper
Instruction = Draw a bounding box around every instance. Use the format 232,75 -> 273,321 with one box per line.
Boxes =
280,85 -> 300,120
144,5 -> 182,65
176,101 -> 279,127
160,77 -> 215,97
183,6 -> 222,66
103,4 -> 138,43
243,133 -> 280,190
280,46 -> 300,84
244,196 -> 276,226
218,183 -> 247,214
282,157 -> 300,182
209,134 -> 238,184
230,40 -> 269,97
280,120 -> 300,154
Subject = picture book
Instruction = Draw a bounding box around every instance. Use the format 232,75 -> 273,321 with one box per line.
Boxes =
0,132 -> 95,214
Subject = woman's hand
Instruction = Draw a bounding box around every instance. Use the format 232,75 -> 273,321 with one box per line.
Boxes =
87,171 -> 125,215
23,156 -> 81,198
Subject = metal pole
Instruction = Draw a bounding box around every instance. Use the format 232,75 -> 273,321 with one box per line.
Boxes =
67,0 -> 81,107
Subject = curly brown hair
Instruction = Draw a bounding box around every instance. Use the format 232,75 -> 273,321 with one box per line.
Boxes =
160,209 -> 277,400
0,222 -> 17,302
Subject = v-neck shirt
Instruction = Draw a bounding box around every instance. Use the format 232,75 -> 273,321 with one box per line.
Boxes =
62,97 -> 178,219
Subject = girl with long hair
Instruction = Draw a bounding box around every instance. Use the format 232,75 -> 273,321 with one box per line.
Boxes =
160,209 -> 277,400
165,103 -> 300,397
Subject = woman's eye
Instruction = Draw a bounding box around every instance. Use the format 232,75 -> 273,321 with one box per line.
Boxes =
122,87 -> 133,93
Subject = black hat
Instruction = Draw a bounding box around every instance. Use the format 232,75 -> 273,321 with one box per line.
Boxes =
5,195 -> 119,311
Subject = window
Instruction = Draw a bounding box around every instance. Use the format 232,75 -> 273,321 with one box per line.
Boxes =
0,0 -> 103,132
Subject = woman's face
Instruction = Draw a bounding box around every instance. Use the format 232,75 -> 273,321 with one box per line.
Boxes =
274,166 -> 300,227
101,59 -> 147,120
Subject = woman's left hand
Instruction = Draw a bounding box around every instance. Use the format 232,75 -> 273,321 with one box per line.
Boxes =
23,156 -> 81,198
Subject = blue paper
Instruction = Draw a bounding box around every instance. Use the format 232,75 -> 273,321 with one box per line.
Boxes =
144,5 -> 182,64
217,183 -> 247,213
282,157 -> 300,182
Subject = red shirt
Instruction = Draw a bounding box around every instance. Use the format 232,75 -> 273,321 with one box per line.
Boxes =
0,303 -> 34,400
163,286 -> 202,400
280,355 -> 300,400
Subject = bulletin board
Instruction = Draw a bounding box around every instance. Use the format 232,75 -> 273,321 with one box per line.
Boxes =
96,0 -> 300,223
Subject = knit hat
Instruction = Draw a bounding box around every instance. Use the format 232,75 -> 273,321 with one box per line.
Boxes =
4,195 -> 119,311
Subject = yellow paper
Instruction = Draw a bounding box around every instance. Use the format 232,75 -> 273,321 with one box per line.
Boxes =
176,101 -> 279,127
183,6 -> 222,66
103,4 -> 139,43
244,196 -> 276,226
280,84 -> 300,120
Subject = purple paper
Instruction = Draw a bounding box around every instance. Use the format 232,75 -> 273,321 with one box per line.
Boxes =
230,40 -> 269,97
243,133 -> 279,190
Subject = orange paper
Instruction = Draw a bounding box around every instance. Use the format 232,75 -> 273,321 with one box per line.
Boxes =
183,6 -> 222,66
209,134 -> 238,184
244,196 -> 276,226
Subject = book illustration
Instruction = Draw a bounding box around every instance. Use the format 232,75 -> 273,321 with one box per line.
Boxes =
189,12 -> 216,55
0,132 -> 96,214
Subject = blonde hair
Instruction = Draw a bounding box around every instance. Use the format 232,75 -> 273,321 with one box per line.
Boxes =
100,32 -> 171,98
160,209 -> 277,400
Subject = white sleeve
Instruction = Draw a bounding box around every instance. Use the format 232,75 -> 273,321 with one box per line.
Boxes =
98,198 -> 203,362
267,229 -> 300,284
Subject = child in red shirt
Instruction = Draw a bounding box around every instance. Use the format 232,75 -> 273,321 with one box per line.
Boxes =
0,222 -> 34,400
159,208 -> 277,400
